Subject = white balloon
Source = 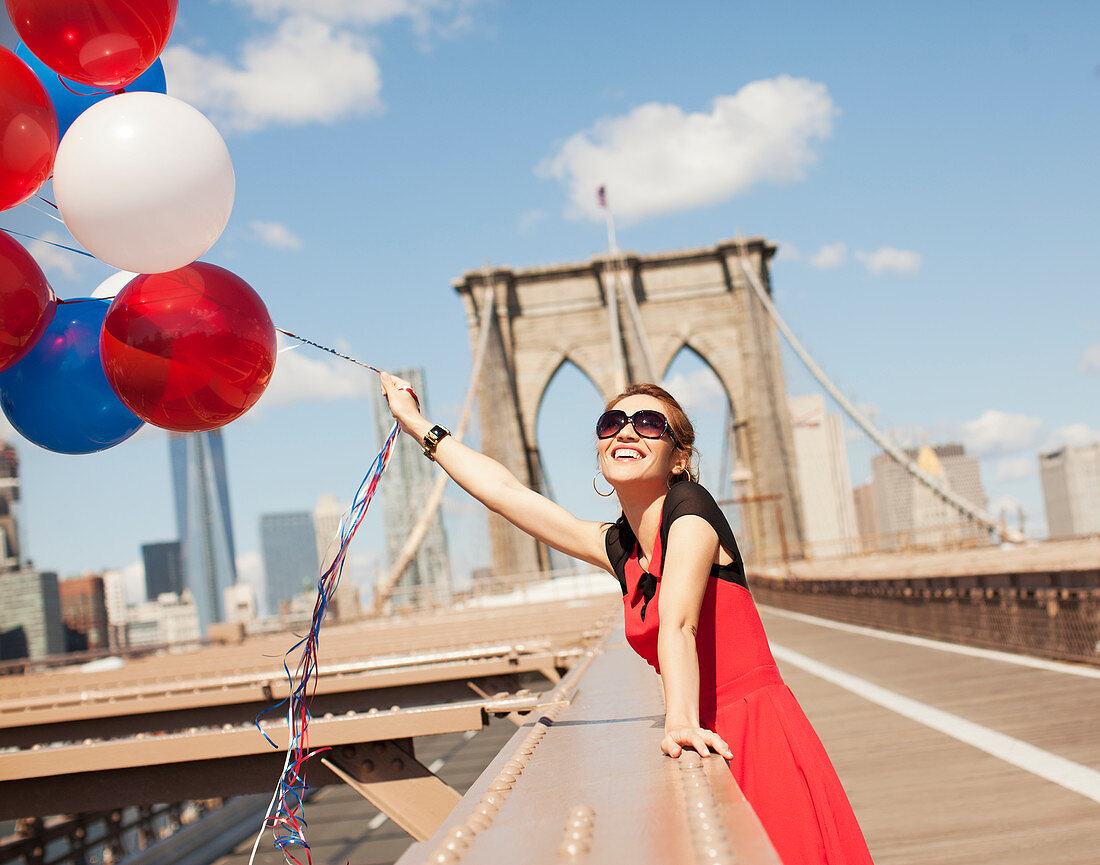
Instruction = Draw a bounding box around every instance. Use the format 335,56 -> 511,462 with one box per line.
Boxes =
91,270 -> 139,299
53,93 -> 235,274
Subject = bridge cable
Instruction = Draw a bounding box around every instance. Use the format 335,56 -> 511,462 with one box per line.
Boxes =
371,267 -> 499,612
734,245 -> 1024,544
601,192 -> 658,385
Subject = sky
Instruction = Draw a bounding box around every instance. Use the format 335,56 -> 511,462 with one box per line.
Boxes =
1,1 -> 1097,605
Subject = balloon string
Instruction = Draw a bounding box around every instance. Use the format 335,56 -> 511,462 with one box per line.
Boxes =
274,327 -> 381,373
24,201 -> 66,224
0,227 -> 95,258
35,195 -> 58,210
249,420 -> 403,865
55,74 -> 117,98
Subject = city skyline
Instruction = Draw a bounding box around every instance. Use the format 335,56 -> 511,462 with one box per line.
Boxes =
0,3 -> 1095,588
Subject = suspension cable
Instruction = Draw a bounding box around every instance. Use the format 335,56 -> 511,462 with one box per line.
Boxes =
371,268 -> 500,612
734,247 -> 1024,544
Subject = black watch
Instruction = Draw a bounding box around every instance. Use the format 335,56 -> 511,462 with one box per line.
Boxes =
422,425 -> 451,461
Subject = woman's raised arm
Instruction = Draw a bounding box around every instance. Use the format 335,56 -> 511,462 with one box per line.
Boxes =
380,372 -> 612,572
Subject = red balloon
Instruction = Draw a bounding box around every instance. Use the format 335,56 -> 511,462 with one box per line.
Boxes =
0,231 -> 56,372
6,0 -> 178,88
100,263 -> 276,432
0,47 -> 59,211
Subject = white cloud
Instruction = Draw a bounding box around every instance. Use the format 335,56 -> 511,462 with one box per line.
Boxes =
810,242 -> 847,270
960,409 -> 1042,456
537,76 -> 836,223
1080,344 -> 1100,374
232,0 -> 473,36
518,209 -> 547,234
27,231 -> 83,281
258,340 -> 378,409
661,368 -> 726,416
162,16 -> 383,131
994,456 -> 1035,482
773,242 -> 800,262
235,550 -> 264,586
251,220 -> 303,249
854,247 -> 922,276
987,495 -> 1026,529
1042,423 -> 1100,451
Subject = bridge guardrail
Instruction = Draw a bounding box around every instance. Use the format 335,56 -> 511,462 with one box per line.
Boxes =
750,571 -> 1100,666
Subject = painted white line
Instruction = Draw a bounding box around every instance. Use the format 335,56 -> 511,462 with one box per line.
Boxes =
367,728 -> 481,832
760,604 -> 1100,680
770,642 -> 1100,804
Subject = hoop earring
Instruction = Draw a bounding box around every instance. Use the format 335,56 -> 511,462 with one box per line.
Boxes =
593,472 -> 614,497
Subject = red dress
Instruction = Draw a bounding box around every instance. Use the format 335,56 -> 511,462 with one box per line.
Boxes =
606,482 -> 873,865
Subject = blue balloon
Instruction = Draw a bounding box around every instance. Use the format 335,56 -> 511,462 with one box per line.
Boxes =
0,298 -> 144,454
14,43 -> 167,139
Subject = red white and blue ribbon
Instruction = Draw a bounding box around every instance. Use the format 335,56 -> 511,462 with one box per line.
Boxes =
249,417 -> 403,865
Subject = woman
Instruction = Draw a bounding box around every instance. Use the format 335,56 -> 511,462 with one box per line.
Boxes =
380,373 -> 873,864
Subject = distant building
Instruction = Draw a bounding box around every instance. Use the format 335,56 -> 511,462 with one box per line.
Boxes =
788,395 -> 858,558
372,367 -> 452,609
224,581 -> 258,625
313,493 -> 359,621
1040,442 -> 1100,538
101,568 -> 128,649
127,591 -> 201,648
59,575 -> 110,652
142,541 -> 183,601
260,512 -> 319,616
852,483 -> 880,550
0,440 -> 21,572
0,569 -> 65,660
871,443 -> 989,550
170,431 -> 238,633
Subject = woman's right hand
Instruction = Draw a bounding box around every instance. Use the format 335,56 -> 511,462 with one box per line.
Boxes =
379,371 -> 425,436
661,725 -> 733,760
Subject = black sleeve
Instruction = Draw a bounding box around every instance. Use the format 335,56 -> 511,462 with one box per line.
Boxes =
659,481 -> 746,583
603,515 -> 634,595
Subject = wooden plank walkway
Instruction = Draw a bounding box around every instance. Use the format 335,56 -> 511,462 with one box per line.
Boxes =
760,607 -> 1100,865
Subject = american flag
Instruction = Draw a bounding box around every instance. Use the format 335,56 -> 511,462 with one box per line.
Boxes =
597,185 -> 607,208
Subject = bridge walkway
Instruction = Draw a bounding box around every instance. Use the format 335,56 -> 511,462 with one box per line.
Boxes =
760,607 -> 1099,865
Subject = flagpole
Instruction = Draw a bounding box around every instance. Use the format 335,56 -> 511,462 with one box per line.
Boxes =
599,187 -> 627,394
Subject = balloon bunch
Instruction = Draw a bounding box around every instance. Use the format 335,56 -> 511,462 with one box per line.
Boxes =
0,1 -> 276,453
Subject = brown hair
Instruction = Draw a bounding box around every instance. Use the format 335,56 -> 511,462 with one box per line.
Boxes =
605,383 -> 699,485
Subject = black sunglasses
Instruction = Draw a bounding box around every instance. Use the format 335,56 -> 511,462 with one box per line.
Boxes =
596,409 -> 681,446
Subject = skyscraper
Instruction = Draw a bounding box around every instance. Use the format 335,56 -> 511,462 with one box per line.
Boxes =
0,440 -> 21,572
169,431 -> 238,633
313,493 -> 359,621
0,569 -> 64,659
142,540 -> 183,600
260,511 -> 320,615
788,395 -> 858,559
1040,442 -> 1100,538
870,443 -> 989,550
372,367 -> 452,608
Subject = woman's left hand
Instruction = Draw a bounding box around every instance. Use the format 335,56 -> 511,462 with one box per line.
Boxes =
661,726 -> 733,760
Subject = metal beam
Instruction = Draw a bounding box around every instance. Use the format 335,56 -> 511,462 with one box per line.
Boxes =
0,695 -> 542,783
322,739 -> 461,841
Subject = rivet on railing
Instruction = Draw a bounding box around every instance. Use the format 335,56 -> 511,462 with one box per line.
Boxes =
676,753 -> 736,865
557,804 -> 595,859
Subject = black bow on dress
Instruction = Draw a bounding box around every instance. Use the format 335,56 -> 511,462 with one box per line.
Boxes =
634,572 -> 658,622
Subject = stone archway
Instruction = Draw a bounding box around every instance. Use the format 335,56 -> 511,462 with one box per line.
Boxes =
453,237 -> 805,576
